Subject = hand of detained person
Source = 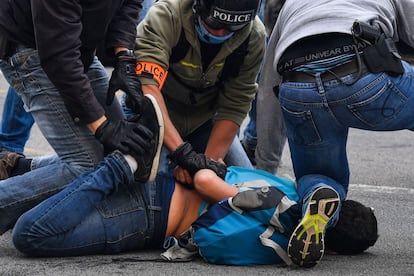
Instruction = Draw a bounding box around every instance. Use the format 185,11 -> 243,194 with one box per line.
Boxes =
95,119 -> 153,158
168,142 -> 227,179
107,51 -> 144,114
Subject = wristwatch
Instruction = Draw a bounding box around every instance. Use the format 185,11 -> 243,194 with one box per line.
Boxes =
115,49 -> 134,57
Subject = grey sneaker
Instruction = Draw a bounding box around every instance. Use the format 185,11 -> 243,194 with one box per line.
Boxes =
288,186 -> 340,268
0,151 -> 23,180
134,94 -> 164,183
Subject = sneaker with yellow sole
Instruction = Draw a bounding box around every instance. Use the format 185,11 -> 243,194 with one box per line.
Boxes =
288,186 -> 340,268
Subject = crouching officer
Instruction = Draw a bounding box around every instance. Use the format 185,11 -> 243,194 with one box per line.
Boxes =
129,0 -> 266,185
259,0 -> 414,268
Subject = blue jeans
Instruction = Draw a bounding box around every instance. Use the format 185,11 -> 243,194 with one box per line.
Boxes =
259,0 -> 265,22
0,87 -> 34,155
278,61 -> 414,205
139,0 -> 154,23
12,152 -> 173,256
0,47 -> 124,234
242,96 -> 257,152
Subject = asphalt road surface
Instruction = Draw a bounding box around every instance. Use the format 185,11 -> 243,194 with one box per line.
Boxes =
0,71 -> 413,275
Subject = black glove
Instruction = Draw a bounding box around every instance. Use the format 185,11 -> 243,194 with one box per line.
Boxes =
95,119 -> 153,158
107,51 -> 144,114
168,142 -> 227,179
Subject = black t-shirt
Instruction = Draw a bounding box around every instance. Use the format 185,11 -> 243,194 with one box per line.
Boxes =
200,41 -> 222,71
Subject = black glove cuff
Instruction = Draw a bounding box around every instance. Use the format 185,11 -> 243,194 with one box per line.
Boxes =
113,54 -> 136,70
168,142 -> 193,165
115,49 -> 134,57
94,120 -> 109,139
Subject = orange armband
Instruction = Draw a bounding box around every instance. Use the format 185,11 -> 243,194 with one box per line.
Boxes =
135,61 -> 168,89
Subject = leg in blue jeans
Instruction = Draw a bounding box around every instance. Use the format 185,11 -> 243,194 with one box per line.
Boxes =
279,61 -> 414,216
139,0 -> 155,23
0,48 -> 124,234
224,136 -> 253,169
12,151 -> 171,256
0,87 -> 34,155
241,96 -> 257,161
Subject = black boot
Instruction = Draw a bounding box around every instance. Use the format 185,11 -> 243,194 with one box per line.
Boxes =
0,151 -> 24,180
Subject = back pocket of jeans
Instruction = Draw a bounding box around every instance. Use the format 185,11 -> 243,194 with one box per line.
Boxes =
96,184 -> 145,218
347,80 -> 407,127
281,106 -> 321,146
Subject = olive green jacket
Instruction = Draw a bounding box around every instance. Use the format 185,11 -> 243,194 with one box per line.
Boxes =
135,0 -> 266,137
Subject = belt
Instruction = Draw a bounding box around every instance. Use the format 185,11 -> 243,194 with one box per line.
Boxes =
281,59 -> 367,83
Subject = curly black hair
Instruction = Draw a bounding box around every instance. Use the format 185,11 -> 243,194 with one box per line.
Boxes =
325,199 -> 378,255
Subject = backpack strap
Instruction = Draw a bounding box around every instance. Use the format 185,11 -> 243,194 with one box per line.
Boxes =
259,226 -> 293,265
170,29 -> 190,64
169,30 -> 250,82
220,34 -> 250,81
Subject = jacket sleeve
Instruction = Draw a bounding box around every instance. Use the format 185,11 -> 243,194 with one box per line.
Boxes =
31,0 -> 105,125
135,0 -> 183,86
31,0 -> 141,125
215,18 -> 266,126
106,0 -> 142,53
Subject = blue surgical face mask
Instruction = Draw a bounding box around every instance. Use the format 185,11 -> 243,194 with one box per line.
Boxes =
195,16 -> 234,44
